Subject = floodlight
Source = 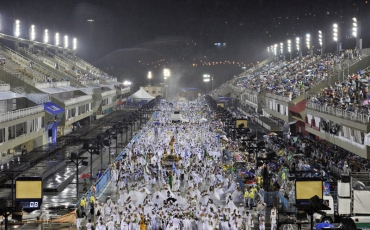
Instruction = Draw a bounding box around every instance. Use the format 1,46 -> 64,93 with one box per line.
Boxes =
44,29 -> 49,44
73,38 -> 77,50
64,35 -> 68,48
14,20 -> 20,37
55,33 -> 60,46
30,25 -> 35,41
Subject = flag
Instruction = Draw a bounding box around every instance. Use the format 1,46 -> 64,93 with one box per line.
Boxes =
172,162 -> 178,175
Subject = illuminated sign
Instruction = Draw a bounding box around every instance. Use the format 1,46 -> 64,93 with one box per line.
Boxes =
15,177 -> 43,212
295,179 -> 323,201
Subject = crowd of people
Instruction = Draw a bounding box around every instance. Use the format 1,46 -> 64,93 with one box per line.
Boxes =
76,100 -> 275,230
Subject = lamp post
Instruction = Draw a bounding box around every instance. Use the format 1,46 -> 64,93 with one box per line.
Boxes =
69,153 -> 88,199
318,30 -> 324,57
104,129 -> 117,165
287,40 -> 292,60
81,142 -> 100,181
333,23 -> 341,53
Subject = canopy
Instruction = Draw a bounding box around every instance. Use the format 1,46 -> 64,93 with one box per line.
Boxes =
129,88 -> 154,101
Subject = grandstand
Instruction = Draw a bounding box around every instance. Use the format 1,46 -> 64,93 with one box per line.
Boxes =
0,34 -> 130,156
213,49 -> 370,159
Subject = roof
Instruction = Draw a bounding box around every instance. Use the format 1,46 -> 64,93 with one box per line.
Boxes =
289,100 -> 306,119
0,91 -> 25,100
130,88 -> 154,100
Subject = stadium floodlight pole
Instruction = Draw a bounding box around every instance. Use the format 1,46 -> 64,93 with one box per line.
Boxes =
280,42 -> 284,61
318,30 -> 324,57
148,71 -> 152,86
353,17 -> 362,55
203,74 -> 210,93
14,19 -> 20,38
55,32 -> 60,46
287,40 -> 292,60
163,68 -> 170,99
306,34 -> 311,57
273,44 -> 278,61
296,37 -> 302,60
267,47 -> 270,58
333,23 -> 340,53
64,35 -> 68,49
29,25 -> 35,41
73,38 -> 77,51
43,29 -> 49,44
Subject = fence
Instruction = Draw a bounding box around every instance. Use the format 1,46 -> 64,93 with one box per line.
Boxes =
306,101 -> 370,124
0,105 -> 44,123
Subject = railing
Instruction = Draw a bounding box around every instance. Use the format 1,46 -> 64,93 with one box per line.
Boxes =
266,92 -> 292,102
1,66 -> 34,85
35,81 -> 71,89
0,105 -> 44,123
306,101 -> 370,124
121,87 -> 130,94
104,77 -> 118,83
101,89 -> 116,97
2,45 -> 63,82
0,83 -> 10,92
80,79 -> 100,85
27,94 -> 51,104
64,95 -> 92,106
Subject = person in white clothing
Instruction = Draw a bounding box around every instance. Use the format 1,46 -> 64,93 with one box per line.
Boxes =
86,219 -> 93,230
270,211 -> 277,230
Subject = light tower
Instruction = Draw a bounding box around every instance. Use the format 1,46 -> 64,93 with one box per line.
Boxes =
306,34 -> 312,57
287,40 -> 292,60
353,17 -> 362,55
333,23 -> 341,53
280,42 -> 284,60
296,37 -> 302,60
318,30 -> 324,57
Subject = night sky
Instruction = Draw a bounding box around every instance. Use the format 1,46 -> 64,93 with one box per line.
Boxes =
1,0 -> 370,89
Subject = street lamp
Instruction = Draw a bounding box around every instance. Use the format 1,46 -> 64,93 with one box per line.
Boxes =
73,38 -> 77,50
14,20 -> 20,38
287,40 -> 291,60
43,29 -> 49,44
55,33 -> 60,46
69,153 -> 88,200
64,35 -> 68,48
29,25 -> 35,41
